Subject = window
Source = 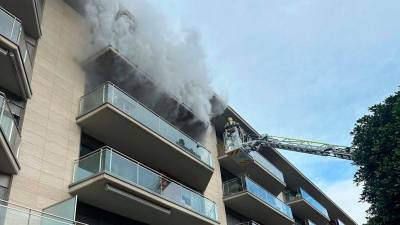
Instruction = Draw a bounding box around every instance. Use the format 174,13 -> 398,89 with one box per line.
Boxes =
0,186 -> 7,200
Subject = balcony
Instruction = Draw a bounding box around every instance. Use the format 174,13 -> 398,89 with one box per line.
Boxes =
287,188 -> 330,225
0,7 -> 33,99
219,150 -> 285,195
77,82 -> 213,191
0,0 -> 44,39
0,94 -> 21,174
0,199 -> 87,225
69,147 -> 218,225
223,176 -> 294,225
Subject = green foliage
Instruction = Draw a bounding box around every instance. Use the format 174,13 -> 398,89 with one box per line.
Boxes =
351,90 -> 400,225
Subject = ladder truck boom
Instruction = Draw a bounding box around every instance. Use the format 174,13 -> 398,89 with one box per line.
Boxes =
223,117 -> 354,164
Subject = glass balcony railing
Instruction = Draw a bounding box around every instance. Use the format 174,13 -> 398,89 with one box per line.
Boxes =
0,7 -> 33,85
236,221 -> 260,225
308,220 -> 317,225
72,147 -> 218,222
78,82 -> 213,167
0,94 -> 21,157
223,176 -> 293,219
299,188 -> 329,218
249,151 -> 285,182
0,199 -> 87,225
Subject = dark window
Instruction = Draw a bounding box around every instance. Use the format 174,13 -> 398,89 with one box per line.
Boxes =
221,168 -> 237,182
80,133 -> 105,157
0,186 -> 7,201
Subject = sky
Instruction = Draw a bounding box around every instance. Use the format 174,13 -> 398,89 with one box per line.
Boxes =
145,1 -> 400,224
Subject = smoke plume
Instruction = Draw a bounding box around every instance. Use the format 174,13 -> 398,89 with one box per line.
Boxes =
83,0 -> 226,123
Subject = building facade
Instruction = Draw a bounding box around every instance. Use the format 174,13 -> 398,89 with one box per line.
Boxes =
0,1 -> 357,225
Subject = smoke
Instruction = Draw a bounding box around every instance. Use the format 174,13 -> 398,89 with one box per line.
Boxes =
83,0 -> 226,123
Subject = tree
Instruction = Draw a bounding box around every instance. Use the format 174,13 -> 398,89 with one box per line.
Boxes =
351,90 -> 400,225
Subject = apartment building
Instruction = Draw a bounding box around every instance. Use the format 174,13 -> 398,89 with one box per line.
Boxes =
0,1 -> 357,225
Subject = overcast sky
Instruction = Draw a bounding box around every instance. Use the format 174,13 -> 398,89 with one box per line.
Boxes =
146,1 -> 400,224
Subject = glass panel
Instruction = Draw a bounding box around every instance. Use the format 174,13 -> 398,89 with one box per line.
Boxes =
72,148 -> 218,221
223,178 -> 244,195
109,151 -> 138,183
158,120 -> 179,144
0,96 -> 21,156
337,219 -> 345,225
0,201 -> 82,225
110,87 -> 138,119
0,204 -> 30,225
43,197 -> 77,223
249,151 -> 285,182
245,178 -> 293,219
78,83 -> 213,167
308,220 -> 317,225
0,8 -> 32,85
204,198 -> 217,221
135,102 -> 159,132
161,178 -> 182,203
300,188 -> 329,218
73,152 -> 101,182
0,9 -> 20,43
236,222 -> 260,225
18,32 -> 33,83
79,85 -> 107,115
138,165 -> 161,194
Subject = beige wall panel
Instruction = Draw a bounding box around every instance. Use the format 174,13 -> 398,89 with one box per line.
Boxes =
8,0 -> 89,210
202,126 -> 228,225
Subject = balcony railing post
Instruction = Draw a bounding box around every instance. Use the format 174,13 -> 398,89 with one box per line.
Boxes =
242,176 -> 247,190
111,83 -> 115,104
102,83 -> 106,104
10,18 -> 16,40
72,161 -> 76,183
109,148 -> 112,172
99,149 -> 103,172
27,209 -> 32,225
137,162 -> 140,185
0,99 -> 4,125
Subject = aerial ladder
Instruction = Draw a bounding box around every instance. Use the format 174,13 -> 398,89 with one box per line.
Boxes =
223,117 -> 354,164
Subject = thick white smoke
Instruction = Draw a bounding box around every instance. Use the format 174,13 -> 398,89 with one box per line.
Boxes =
84,0 -> 225,123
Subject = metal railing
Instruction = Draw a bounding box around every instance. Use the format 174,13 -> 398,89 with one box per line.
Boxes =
0,199 -> 87,225
249,151 -> 285,182
72,146 -> 218,222
223,176 -> 293,219
287,188 -> 329,219
78,82 -> 213,167
0,94 -> 21,158
0,7 -> 33,85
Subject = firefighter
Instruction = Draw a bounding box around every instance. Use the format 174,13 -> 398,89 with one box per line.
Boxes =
224,117 -> 240,133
